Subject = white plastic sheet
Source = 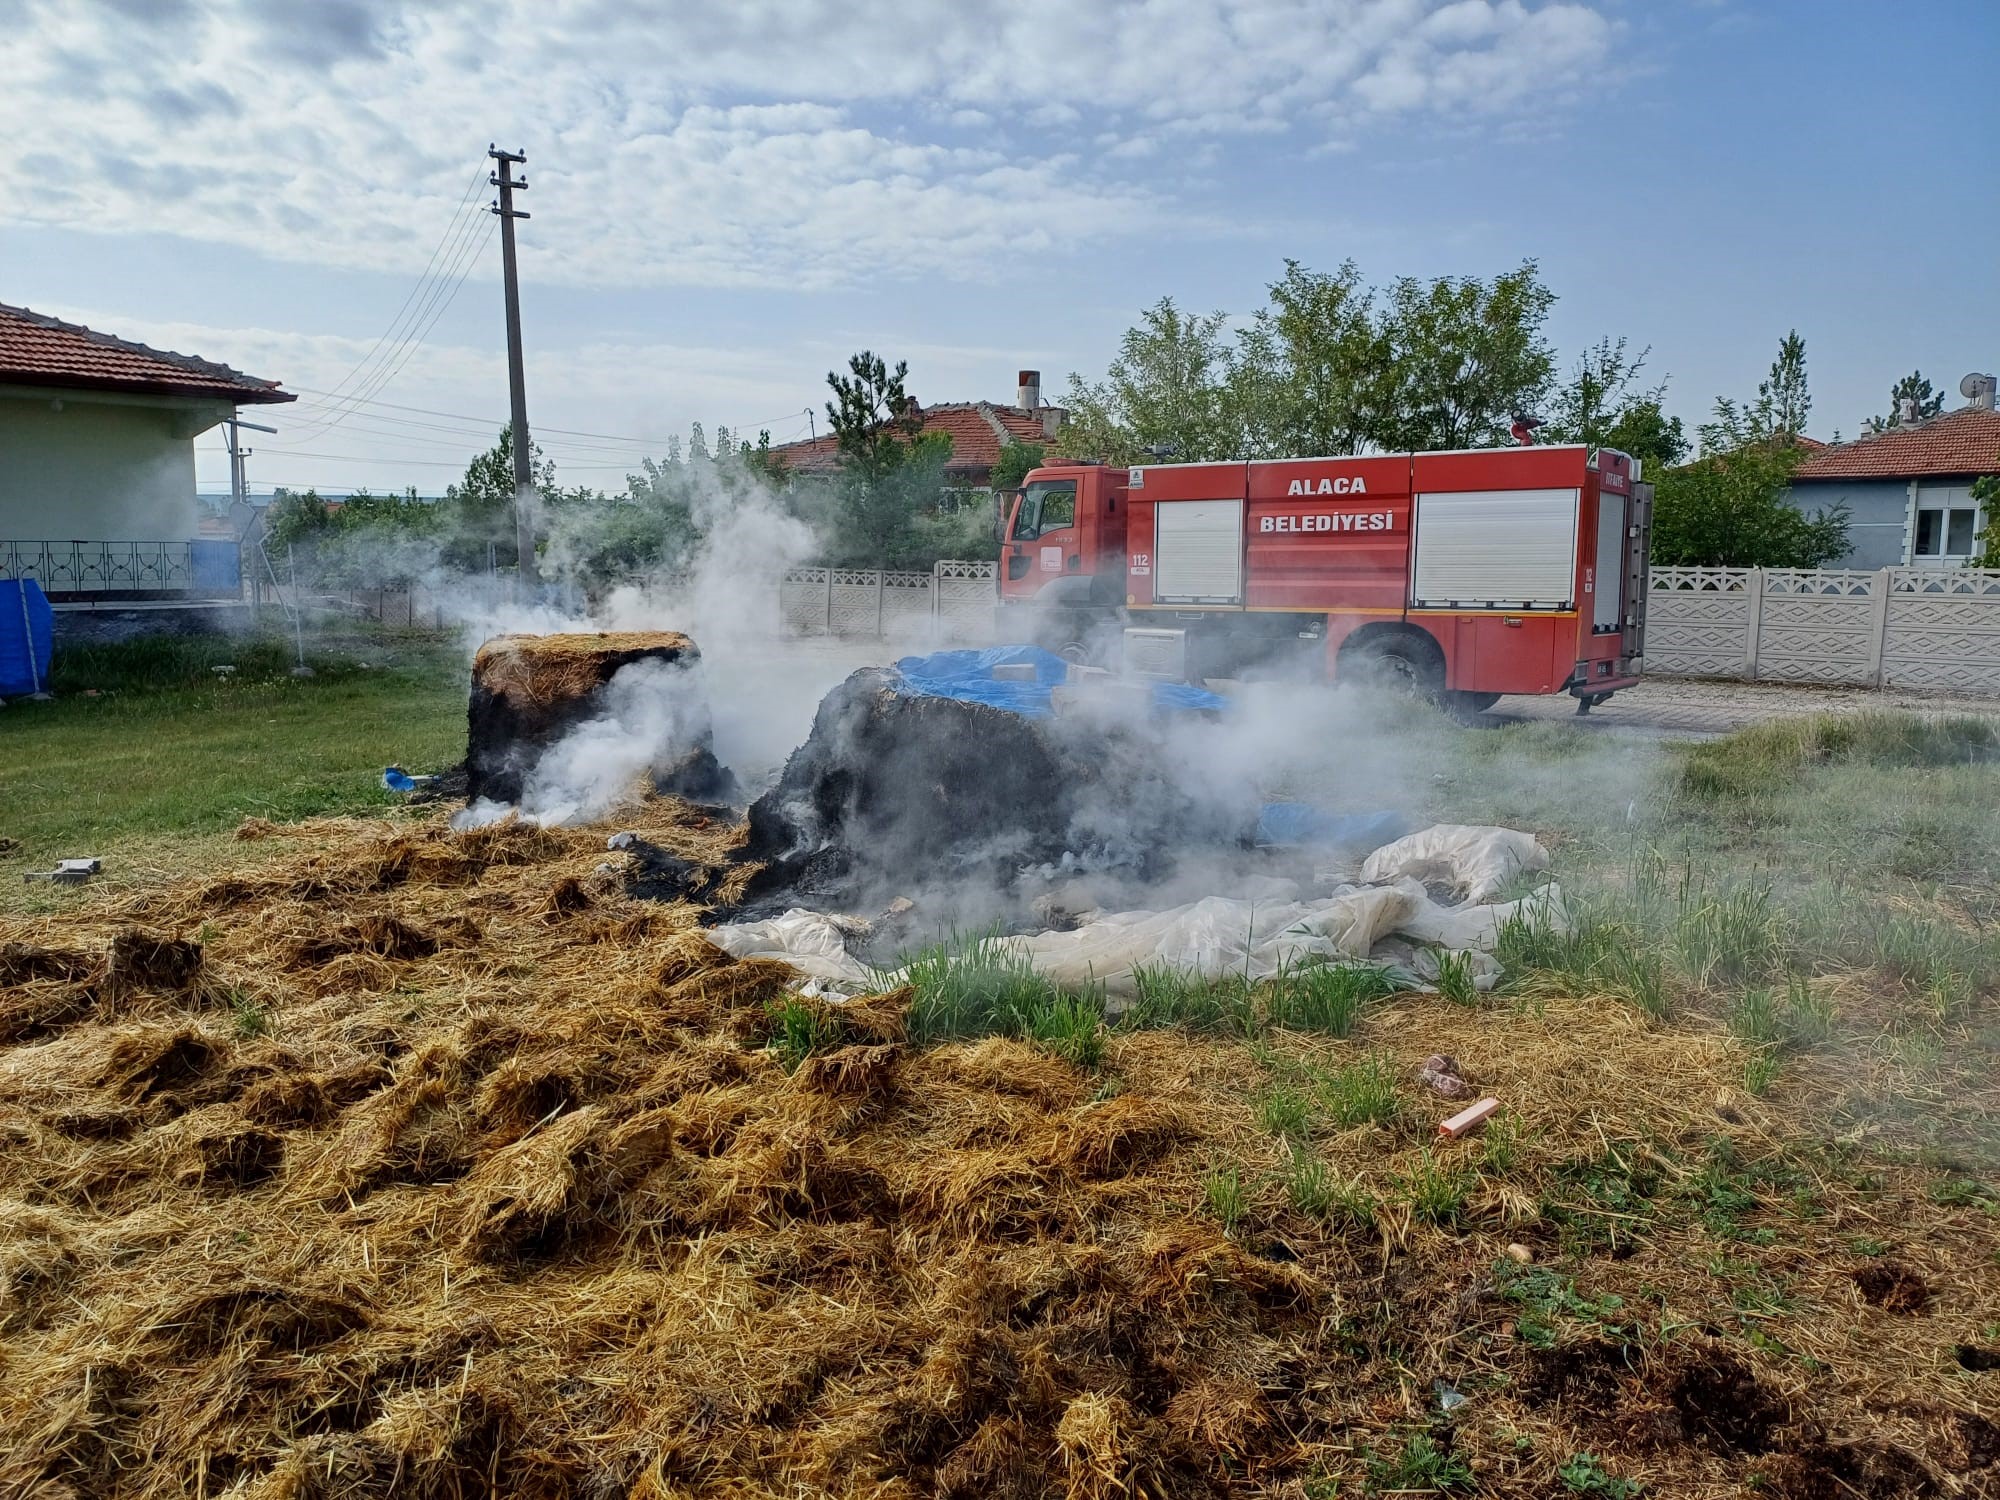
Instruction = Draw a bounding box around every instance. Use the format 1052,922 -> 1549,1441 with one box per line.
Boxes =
704,826 -> 1568,999
1359,824 -> 1550,904
705,908 -> 878,992
994,884 -> 1415,995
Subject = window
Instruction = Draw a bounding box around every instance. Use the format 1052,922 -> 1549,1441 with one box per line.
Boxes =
1014,479 -> 1076,540
1913,485 -> 1981,562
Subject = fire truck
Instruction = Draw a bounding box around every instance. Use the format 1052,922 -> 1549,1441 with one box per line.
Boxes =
996,444 -> 1652,713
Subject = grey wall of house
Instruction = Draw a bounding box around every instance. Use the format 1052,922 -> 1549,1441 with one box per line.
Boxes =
0,389 -> 215,542
1785,479 -> 1908,569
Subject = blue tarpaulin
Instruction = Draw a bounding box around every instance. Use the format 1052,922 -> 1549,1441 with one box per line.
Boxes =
1254,802 -> 1409,853
0,579 -> 54,698
892,644 -> 1227,719
189,539 -> 242,592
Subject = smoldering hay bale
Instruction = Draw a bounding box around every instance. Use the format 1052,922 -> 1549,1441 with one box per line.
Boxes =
464,630 -> 737,810
740,666 -> 1259,904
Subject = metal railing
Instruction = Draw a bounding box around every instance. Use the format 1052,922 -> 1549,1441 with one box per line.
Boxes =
0,539 -> 242,599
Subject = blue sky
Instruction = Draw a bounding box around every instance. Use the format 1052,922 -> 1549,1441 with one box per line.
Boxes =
3,0 -> 1993,496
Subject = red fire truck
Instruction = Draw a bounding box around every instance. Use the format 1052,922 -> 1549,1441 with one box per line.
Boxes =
996,444 -> 1652,712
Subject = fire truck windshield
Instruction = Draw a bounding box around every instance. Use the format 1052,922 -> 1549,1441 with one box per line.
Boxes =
1013,479 -> 1076,540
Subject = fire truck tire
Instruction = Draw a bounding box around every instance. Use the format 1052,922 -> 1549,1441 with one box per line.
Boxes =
1339,628 -> 1445,699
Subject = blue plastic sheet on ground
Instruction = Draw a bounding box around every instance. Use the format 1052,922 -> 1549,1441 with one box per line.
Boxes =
1255,802 -> 1409,852
0,579 -> 54,698
891,644 -> 1226,719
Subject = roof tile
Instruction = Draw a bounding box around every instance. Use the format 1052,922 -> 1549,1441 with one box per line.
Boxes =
0,303 -> 295,404
1792,406 -> 2000,482
771,400 -> 1051,477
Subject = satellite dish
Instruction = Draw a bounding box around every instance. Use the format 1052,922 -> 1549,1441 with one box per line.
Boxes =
1963,372 -> 1997,398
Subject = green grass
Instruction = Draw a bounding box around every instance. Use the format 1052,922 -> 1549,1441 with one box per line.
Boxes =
0,627 -> 463,901
1365,1430 -> 1473,1494
1265,962 -> 1395,1036
765,994 -> 836,1071
894,931 -> 1106,1066
1430,948 -> 1483,1007
1314,1052 -> 1401,1128
1254,1082 -> 1314,1138
1123,964 -> 1258,1034
1024,992 -> 1106,1070
1557,1452 -> 1642,1498
1394,1147 -> 1472,1226
1203,1163 -> 1248,1234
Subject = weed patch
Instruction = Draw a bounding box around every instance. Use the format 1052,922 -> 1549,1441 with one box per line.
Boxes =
1315,1052 -> 1400,1128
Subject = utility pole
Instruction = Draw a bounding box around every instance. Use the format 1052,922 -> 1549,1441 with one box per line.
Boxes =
224,414 -> 276,509
489,145 -> 538,593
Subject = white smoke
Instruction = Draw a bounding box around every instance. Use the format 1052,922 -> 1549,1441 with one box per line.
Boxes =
454,656 -> 710,829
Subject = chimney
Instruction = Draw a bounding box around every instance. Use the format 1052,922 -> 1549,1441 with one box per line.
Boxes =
1039,405 -> 1067,440
1965,372 -> 1998,411
1897,396 -> 1919,425
1017,369 -> 1041,411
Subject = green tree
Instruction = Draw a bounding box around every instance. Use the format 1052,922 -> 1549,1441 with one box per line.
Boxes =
1057,298 -> 1237,463
1706,330 -> 1812,451
1867,370 -> 1946,432
1373,260 -> 1557,451
1970,475 -> 2000,568
1651,445 -> 1847,567
1541,337 -> 1688,471
1653,335 -> 1846,567
1229,258 -> 1388,458
989,440 -> 1045,491
823,351 -> 952,564
439,424 -> 558,570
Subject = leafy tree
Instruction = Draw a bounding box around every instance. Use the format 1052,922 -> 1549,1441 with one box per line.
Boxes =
1541,337 -> 1688,471
1970,475 -> 2000,568
437,424 -> 560,570
1651,445 -> 1848,567
1654,335 -> 1847,567
823,351 -> 953,564
1229,258 -> 1388,457
1867,370 -> 1946,432
1372,261 -> 1557,451
1706,331 -> 1811,452
1058,298 -> 1237,463
989,440 -> 1045,492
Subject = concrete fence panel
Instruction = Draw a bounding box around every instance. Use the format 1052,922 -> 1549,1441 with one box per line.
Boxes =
1646,565 -> 2000,691
1645,568 -> 1757,678
1881,569 -> 2000,694
1753,569 -> 1881,686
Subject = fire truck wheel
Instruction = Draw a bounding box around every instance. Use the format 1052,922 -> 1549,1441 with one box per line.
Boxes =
1340,629 -> 1445,699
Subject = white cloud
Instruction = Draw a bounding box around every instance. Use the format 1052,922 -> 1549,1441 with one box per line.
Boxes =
0,0 -> 1614,290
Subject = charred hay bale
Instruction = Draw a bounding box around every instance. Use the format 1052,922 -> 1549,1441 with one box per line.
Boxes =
465,631 -> 736,806
741,667 -> 1256,903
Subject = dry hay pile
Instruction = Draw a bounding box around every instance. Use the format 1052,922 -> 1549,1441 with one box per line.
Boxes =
1,812 -> 1997,1499
466,631 -> 730,807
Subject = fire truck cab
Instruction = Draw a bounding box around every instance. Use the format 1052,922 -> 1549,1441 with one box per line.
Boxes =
998,445 -> 1651,710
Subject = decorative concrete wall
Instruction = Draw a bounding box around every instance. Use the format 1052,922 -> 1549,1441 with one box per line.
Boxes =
780,561 -> 998,644
1647,567 -> 2000,693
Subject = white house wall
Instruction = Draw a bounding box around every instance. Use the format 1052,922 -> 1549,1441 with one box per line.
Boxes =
0,389 -> 216,543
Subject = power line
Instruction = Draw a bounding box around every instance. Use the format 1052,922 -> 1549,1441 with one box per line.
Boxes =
286,213 -> 497,443
283,384 -> 817,448
288,156 -> 490,425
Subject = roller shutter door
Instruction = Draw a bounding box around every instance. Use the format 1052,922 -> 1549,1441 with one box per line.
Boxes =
1412,489 -> 1577,610
1154,499 -> 1244,604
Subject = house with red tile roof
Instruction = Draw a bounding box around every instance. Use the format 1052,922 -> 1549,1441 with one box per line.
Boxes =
1787,387 -> 1999,568
770,370 -> 1065,487
0,302 -> 294,598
